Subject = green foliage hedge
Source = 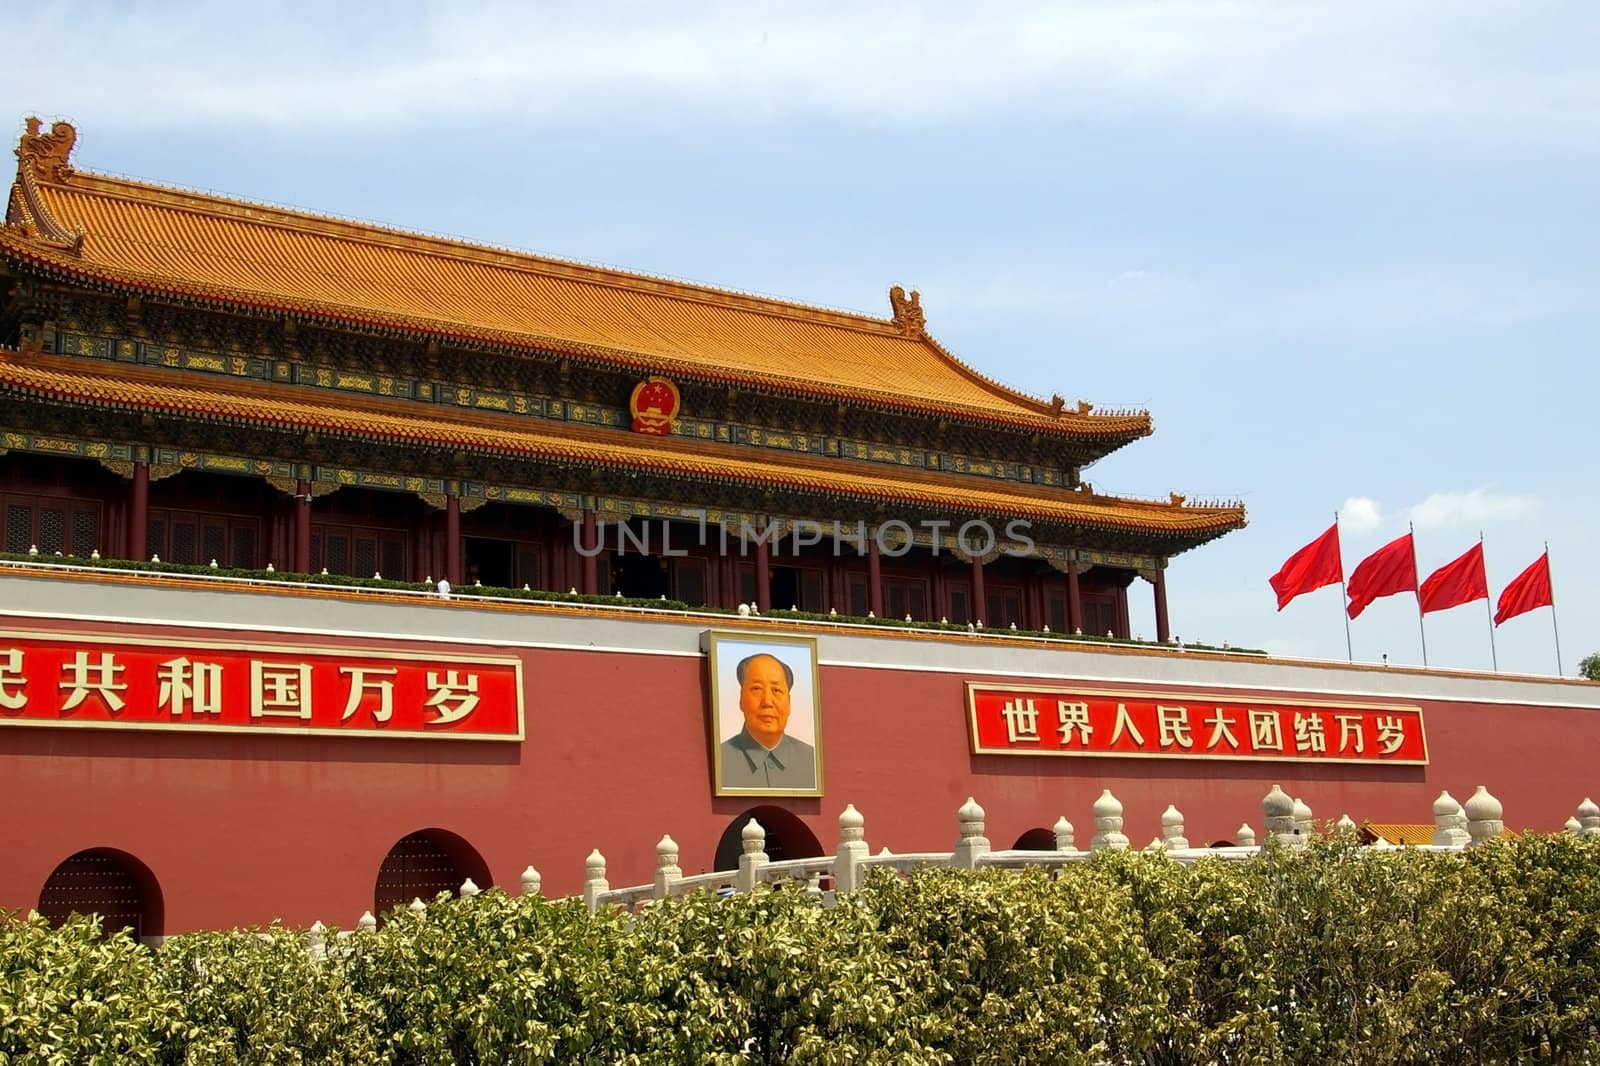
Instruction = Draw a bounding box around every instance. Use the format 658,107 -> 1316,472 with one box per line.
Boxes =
5,836 -> 1600,1063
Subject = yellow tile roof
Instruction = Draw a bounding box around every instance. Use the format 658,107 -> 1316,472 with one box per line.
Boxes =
1362,823 -> 1437,846
0,351 -> 1244,546
1362,822 -> 1513,845
2,120 -> 1151,441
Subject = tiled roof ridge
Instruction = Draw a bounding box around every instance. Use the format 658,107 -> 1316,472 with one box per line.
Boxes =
0,349 -> 1247,538
6,118 -> 1155,438
0,222 -> 1156,440
65,168 -> 1152,425
61,167 -> 912,336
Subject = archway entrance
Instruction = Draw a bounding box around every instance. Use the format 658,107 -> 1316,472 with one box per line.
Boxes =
1011,827 -> 1057,851
38,849 -> 163,940
712,806 -> 824,871
374,829 -> 492,919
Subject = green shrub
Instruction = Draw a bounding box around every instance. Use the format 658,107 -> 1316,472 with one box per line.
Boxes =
0,911 -> 175,1065
9,838 -> 1600,1062
152,925 -> 384,1065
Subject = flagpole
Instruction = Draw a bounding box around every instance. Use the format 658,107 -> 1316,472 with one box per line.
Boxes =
1410,521 -> 1428,668
1335,511 -> 1352,662
1480,531 -> 1498,672
1548,541 -> 1564,676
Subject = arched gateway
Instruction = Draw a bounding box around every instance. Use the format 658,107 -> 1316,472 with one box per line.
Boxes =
38,848 -> 163,941
713,806 -> 824,872
374,829 -> 492,918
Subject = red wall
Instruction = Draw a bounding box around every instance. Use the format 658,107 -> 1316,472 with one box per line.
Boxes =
0,613 -> 1592,932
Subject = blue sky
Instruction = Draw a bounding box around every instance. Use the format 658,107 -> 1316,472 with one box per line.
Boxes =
4,2 -> 1593,676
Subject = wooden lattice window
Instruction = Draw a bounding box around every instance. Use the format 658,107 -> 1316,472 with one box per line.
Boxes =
673,557 -> 707,605
5,504 -> 29,553
313,523 -> 405,579
2,495 -> 101,556
986,587 -> 1024,629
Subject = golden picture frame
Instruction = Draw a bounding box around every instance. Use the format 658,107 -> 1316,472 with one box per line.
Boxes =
705,630 -> 823,797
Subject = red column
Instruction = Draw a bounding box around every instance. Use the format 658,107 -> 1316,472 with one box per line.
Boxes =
580,509 -> 598,595
293,478 -> 312,573
867,535 -> 883,617
127,460 -> 149,562
1154,568 -> 1171,643
971,552 -> 987,625
410,523 -> 427,582
1066,564 -> 1082,634
755,535 -> 771,613
445,492 -> 462,585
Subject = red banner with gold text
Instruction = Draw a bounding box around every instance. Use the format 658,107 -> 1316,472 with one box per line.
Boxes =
0,631 -> 523,740
968,684 -> 1425,764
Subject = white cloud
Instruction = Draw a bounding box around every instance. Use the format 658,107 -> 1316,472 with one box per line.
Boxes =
1333,489 -> 1539,538
2,1 -> 1597,147
1340,497 -> 1383,535
1407,487 -> 1540,531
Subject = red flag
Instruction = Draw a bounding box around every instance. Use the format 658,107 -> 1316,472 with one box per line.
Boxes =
1268,524 -> 1343,610
1494,553 -> 1553,626
1418,542 -> 1488,616
1346,532 -> 1417,619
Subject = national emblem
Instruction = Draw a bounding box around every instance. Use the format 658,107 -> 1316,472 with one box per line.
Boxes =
629,376 -> 681,435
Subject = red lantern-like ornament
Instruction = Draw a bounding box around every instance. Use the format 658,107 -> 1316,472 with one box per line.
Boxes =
629,376 -> 681,435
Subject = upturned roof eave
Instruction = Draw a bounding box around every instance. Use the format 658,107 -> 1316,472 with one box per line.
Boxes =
0,349 -> 1242,552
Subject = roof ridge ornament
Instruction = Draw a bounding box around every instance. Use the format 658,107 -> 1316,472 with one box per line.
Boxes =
888,285 -> 925,336
17,118 -> 77,184
9,118 -> 85,253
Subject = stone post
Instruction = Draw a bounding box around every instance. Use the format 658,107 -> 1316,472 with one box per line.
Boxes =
735,819 -> 769,892
1464,786 -> 1504,846
951,797 -> 990,868
1263,785 -> 1301,847
833,804 -> 869,893
1090,789 -> 1129,851
1578,798 -> 1600,838
459,878 -> 481,899
583,849 -> 609,913
1292,797 -> 1314,837
408,898 -> 427,917
306,920 -> 327,961
1236,823 -> 1257,847
356,911 -> 377,933
1566,816 -> 1583,836
1053,816 -> 1075,851
1334,814 -> 1358,834
1160,804 -> 1188,849
1431,791 -> 1470,847
653,834 -> 682,899
521,866 -> 542,897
